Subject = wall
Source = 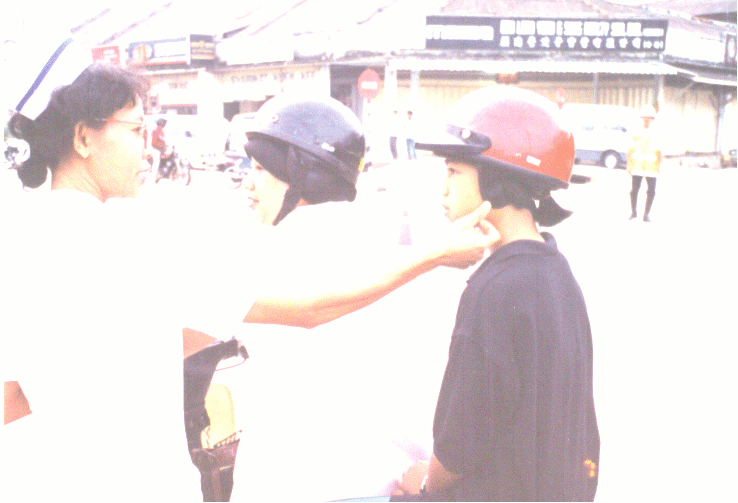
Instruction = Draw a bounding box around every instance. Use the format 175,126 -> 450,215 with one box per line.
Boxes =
660,83 -> 720,154
374,71 -> 725,156
147,72 -> 200,113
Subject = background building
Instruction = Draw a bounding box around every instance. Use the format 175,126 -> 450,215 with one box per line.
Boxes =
4,0 -> 735,158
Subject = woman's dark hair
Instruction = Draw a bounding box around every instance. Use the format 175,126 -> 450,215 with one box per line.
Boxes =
8,63 -> 150,188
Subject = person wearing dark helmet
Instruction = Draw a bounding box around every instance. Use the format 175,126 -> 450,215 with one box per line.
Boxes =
194,94 -> 434,502
184,94 -> 369,500
241,93 -> 364,225
393,86 -> 599,502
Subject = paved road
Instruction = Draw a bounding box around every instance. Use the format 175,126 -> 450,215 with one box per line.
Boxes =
555,162 -> 738,502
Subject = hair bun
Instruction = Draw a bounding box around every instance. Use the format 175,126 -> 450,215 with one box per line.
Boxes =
8,113 -> 37,141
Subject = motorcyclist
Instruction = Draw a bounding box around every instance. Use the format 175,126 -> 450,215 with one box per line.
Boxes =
151,117 -> 170,175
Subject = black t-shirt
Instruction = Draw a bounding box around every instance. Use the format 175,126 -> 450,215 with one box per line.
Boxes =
433,234 -> 599,501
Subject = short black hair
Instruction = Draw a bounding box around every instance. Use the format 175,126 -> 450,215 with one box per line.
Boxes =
478,168 -> 536,213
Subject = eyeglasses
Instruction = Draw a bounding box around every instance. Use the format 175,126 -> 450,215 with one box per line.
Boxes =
105,119 -> 148,138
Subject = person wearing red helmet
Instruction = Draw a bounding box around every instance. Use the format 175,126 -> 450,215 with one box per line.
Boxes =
393,86 -> 599,501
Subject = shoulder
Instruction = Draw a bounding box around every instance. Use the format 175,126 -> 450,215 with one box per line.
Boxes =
469,239 -> 571,304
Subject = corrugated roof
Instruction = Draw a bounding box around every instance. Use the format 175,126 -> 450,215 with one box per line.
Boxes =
440,0 -> 603,17
53,0 -> 734,70
638,0 -> 736,17
663,62 -> 738,86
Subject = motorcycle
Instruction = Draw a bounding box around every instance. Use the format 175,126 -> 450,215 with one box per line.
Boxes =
184,337 -> 248,502
155,146 -> 192,185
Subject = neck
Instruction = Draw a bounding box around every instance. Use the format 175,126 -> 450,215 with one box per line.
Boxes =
488,205 -> 542,251
51,159 -> 104,202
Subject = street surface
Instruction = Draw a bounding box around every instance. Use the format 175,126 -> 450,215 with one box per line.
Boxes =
2,157 -> 735,501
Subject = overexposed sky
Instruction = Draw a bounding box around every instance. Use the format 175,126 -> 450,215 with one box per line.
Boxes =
1,1 -> 169,41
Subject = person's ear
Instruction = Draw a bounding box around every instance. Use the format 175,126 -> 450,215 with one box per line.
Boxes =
73,122 -> 91,159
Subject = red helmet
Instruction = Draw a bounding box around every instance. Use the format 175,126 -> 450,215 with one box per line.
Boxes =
416,86 -> 574,195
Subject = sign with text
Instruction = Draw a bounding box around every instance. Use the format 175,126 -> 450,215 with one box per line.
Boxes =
426,16 -> 668,53
91,45 -> 121,65
127,37 -> 190,66
190,34 -> 216,61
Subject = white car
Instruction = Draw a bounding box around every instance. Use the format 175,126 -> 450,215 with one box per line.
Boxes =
562,104 -> 639,169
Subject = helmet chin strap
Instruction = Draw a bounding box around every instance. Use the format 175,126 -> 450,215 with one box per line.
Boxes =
273,188 -> 301,225
272,146 -> 304,225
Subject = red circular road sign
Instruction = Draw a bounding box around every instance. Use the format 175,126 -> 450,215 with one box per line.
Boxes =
358,68 -> 382,100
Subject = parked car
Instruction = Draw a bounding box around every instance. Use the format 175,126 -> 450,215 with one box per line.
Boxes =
225,112 -> 257,153
562,104 -> 639,169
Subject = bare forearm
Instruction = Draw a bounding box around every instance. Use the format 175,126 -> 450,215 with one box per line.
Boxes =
245,245 -> 443,328
245,201 -> 494,328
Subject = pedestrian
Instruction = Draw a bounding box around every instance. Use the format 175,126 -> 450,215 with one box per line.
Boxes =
389,109 -> 400,160
405,110 -> 417,160
1,31 -> 495,502
627,104 -> 662,222
392,86 -> 600,501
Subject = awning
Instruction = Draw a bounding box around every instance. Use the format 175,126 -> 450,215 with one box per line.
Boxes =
388,59 -> 681,75
663,63 -> 737,87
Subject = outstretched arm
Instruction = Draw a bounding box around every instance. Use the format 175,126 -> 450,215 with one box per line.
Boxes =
245,202 -> 496,328
4,381 -> 31,425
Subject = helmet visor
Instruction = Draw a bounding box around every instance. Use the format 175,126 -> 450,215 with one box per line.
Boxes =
415,124 -> 491,158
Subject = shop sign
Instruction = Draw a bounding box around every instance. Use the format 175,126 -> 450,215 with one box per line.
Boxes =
127,37 -> 190,66
426,16 -> 668,53
91,45 -> 121,65
190,34 -> 215,61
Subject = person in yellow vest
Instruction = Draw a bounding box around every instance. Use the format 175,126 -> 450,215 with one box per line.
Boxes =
627,104 -> 662,222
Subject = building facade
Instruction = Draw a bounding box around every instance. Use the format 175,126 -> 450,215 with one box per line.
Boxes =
69,0 -> 735,158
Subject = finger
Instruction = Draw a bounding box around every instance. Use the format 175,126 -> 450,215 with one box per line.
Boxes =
472,200 -> 492,224
455,201 -> 491,230
395,475 -> 408,493
476,219 -> 493,235
477,220 -> 500,245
